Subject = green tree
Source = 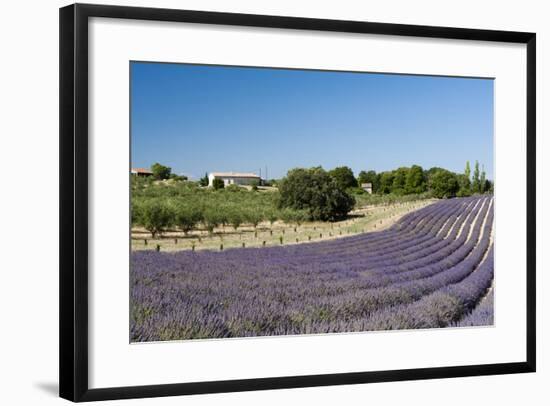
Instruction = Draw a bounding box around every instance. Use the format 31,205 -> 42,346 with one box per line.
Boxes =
131,199 -> 143,227
174,202 -> 202,235
456,175 -> 472,197
199,172 -> 209,187
328,166 -> 358,190
150,163 -> 172,180
392,167 -> 409,195
212,178 -> 225,190
464,161 -> 471,184
405,165 -> 426,194
378,171 -> 395,194
458,161 -> 472,196
429,169 -> 460,198
472,160 -> 481,193
140,199 -> 174,238
265,208 -> 279,228
244,208 -> 263,229
480,165 -> 487,193
227,207 -> 244,231
202,207 -> 223,235
484,179 -> 494,193
278,167 -> 354,221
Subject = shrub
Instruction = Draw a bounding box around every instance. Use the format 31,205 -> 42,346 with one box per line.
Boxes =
278,167 -> 355,221
212,178 -> 225,190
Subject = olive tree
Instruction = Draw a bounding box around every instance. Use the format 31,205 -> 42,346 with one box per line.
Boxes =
174,202 -> 202,235
140,199 -> 175,238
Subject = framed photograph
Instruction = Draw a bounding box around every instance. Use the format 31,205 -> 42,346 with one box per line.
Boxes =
59,3 -> 536,402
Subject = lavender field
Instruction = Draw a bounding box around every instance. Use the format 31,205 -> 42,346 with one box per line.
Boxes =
130,195 -> 494,342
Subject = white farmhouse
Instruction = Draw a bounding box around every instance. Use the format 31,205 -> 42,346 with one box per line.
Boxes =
208,172 -> 261,187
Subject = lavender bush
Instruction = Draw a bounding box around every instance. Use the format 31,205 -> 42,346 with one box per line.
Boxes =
131,196 -> 494,341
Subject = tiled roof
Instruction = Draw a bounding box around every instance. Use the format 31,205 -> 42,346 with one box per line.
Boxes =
131,168 -> 153,174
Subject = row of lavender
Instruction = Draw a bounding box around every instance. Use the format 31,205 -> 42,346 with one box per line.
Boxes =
131,195 -> 494,341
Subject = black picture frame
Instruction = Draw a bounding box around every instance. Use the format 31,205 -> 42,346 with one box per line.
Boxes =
59,3 -> 536,402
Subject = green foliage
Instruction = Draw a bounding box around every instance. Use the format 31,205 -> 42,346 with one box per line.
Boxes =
225,184 -> 241,192
456,174 -> 472,197
265,208 -> 279,226
405,165 -> 426,194
212,178 -> 225,190
458,161 -> 472,196
391,167 -> 408,195
243,208 -> 264,228
484,179 -> 493,193
429,169 -> 460,198
199,172 -> 209,187
472,160 -> 481,194
138,199 -> 175,238
202,207 -> 223,234
378,171 -> 395,194
169,173 -> 188,181
357,170 -> 379,192
278,167 -> 355,221
173,202 -> 202,235
328,166 -> 358,190
464,161 -> 471,187
480,165 -> 487,193
280,208 -> 308,226
151,162 -> 172,180
227,208 -> 244,230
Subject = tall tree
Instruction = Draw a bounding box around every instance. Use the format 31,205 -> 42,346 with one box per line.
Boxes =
480,165 -> 487,193
198,172 -> 209,187
458,161 -> 472,196
472,160 -> 481,194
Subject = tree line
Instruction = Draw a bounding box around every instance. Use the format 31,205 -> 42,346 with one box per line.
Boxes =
132,160 -> 493,238
354,160 -> 492,198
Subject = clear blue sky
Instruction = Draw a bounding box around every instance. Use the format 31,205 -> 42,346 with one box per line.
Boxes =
131,62 -> 494,180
